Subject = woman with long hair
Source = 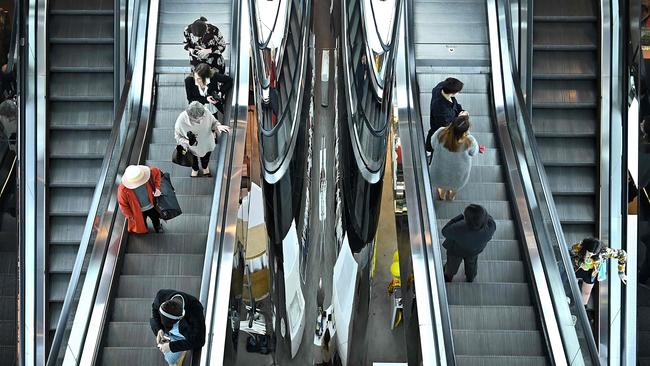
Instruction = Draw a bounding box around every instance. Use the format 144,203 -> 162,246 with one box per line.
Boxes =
429,115 -> 479,200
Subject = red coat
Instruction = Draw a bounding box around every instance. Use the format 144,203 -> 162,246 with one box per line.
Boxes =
117,166 -> 162,233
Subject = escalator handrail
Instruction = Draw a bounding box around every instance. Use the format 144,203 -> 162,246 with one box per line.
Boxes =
197,0 -> 250,363
396,0 -> 456,363
490,0 -> 600,363
52,0 -> 158,364
361,0 -> 399,95
6,2 -> 19,75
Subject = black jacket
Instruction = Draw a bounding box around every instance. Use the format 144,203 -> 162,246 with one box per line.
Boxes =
441,214 -> 496,257
150,289 -> 206,353
184,74 -> 233,106
429,81 -> 463,133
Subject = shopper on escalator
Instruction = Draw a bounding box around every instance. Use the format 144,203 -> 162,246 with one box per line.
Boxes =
175,101 -> 231,177
429,115 -> 482,200
185,63 -> 232,116
117,165 -> 163,234
426,77 -> 467,151
184,17 -> 227,75
441,204 -> 496,282
150,289 -> 206,366
570,238 -> 628,306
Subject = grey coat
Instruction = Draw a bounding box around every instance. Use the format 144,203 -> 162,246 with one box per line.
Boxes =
429,127 -> 479,190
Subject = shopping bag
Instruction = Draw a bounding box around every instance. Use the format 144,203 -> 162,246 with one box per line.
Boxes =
172,146 -> 193,167
151,172 -> 182,220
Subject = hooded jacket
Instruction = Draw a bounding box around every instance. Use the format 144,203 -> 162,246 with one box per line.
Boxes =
150,289 -> 206,353
429,81 -> 463,133
441,214 -> 496,257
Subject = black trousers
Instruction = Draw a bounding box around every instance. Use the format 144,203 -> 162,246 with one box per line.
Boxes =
192,151 -> 211,171
444,252 -> 479,282
142,207 -> 161,229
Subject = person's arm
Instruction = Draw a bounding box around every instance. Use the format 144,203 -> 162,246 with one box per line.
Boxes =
602,248 -> 627,274
169,301 -> 206,352
183,26 -> 193,52
185,77 -> 197,103
467,135 -> 479,156
441,214 -> 464,238
150,167 -> 162,190
211,73 -> 233,95
454,98 -> 463,115
174,115 -> 190,149
149,292 -> 164,335
117,187 -> 134,221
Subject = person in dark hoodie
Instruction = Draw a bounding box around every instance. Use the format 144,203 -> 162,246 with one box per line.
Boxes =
150,289 -> 206,366
427,77 -> 467,151
442,204 -> 496,282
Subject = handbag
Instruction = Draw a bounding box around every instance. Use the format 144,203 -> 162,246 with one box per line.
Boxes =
149,173 -> 182,220
597,261 -> 607,282
172,145 -> 193,167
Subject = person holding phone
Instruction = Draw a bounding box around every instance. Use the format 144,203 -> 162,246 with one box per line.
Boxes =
150,290 -> 206,366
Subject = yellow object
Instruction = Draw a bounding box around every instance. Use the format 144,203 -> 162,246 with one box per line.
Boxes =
392,249 -> 399,263
390,262 -> 400,278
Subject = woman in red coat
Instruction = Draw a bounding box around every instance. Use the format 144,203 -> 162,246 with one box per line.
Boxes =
118,165 -> 163,234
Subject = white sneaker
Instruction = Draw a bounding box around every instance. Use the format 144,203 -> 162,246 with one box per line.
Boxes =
203,167 -> 211,176
191,169 -> 199,177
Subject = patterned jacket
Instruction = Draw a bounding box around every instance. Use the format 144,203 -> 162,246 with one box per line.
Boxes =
570,242 -> 627,281
183,17 -> 227,69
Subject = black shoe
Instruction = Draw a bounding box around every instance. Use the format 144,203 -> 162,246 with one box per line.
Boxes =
154,225 -> 164,233
444,275 -> 453,283
466,277 -> 475,283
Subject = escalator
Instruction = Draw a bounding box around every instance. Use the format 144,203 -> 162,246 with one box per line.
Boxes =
407,0 -> 550,363
0,139 -> 16,364
98,0 -> 233,364
46,0 -> 116,344
530,0 -> 598,244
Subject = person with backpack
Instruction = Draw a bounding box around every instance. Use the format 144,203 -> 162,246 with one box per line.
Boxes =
183,17 -> 227,75
175,101 -> 230,177
151,289 -> 206,366
570,238 -> 628,305
429,115 -> 482,200
441,204 -> 496,282
117,165 -> 163,234
426,77 -> 467,151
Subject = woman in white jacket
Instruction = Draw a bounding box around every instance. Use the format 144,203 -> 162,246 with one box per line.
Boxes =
175,101 -> 230,177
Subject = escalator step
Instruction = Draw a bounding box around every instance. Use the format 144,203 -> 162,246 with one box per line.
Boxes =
101,347 -> 165,366
554,196 -> 596,223
558,224 -> 595,245
121,254 -> 204,276
50,0 -> 114,11
49,159 -> 103,188
49,15 -> 114,41
48,187 -> 94,216
434,200 -> 511,220
126,233 -> 208,254
639,332 -> 650,357
0,277 -> 15,296
536,137 -> 596,166
115,275 -> 201,298
456,355 -> 548,366
638,306 -> 650,330
414,21 -> 486,45
532,51 -> 596,79
532,0 -> 596,17
453,330 -> 545,356
50,101 -> 114,129
532,22 -> 597,49
50,44 -> 114,72
144,160 -> 219,177
531,80 -> 597,107
110,298 -> 154,323
442,260 -> 526,283
446,282 -> 531,306
48,274 -> 70,302
0,297 -> 16,320
49,130 -> 110,158
417,73 -> 490,94
453,183 -> 508,201
49,217 -> 86,244
415,44 -> 490,67
532,109 -> 596,137
450,306 -> 538,330
49,73 -> 113,100
480,240 -> 521,261
104,322 -> 156,347
48,245 -> 79,274
546,166 -> 596,195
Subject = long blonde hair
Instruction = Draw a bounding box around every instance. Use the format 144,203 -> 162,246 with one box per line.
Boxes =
438,115 -> 471,152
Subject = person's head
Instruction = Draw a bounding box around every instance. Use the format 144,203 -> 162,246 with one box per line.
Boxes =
439,114 -> 471,152
441,77 -> 464,96
190,18 -> 208,37
186,101 -> 206,120
160,294 -> 185,329
463,204 -> 487,230
580,238 -> 603,258
193,63 -> 213,84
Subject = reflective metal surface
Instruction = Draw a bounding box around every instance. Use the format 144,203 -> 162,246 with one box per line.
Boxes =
394,0 -> 452,363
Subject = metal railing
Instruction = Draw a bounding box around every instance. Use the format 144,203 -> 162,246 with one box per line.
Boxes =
48,0 -> 156,363
491,0 -> 602,363
198,0 -> 250,362
393,0 -> 455,363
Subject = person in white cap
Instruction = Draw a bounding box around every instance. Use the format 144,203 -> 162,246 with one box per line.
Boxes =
150,289 -> 206,366
175,101 -> 230,177
117,165 -> 163,234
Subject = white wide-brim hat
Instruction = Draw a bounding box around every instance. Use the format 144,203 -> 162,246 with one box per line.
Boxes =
121,165 -> 151,189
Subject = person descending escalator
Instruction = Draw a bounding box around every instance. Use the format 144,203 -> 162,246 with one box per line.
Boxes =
185,63 -> 233,117
429,115 -> 484,200
175,101 -> 231,177
184,17 -> 227,75
151,289 -> 206,366
426,77 -> 468,152
117,165 -> 164,234
571,238 -> 628,308
441,204 -> 496,283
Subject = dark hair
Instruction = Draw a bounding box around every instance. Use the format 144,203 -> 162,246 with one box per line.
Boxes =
190,18 -> 207,37
464,204 -> 487,230
194,63 -> 213,81
580,238 -> 603,256
441,77 -> 464,94
439,115 -> 471,152
160,297 -> 183,328
642,116 -> 650,135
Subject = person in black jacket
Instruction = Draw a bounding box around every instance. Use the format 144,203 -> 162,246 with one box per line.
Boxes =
442,204 -> 496,282
427,77 -> 468,151
150,289 -> 206,365
185,63 -> 233,116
